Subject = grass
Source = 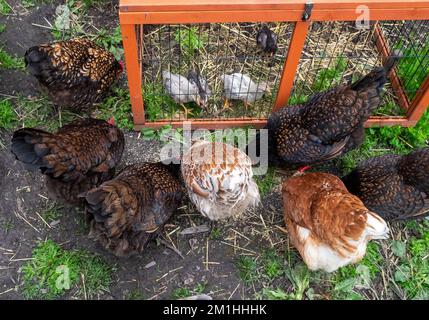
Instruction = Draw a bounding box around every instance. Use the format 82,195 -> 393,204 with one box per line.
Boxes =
0,47 -> 26,70
0,23 -> 6,33
12,95 -> 78,131
0,0 -> 11,15
0,99 -> 17,129
22,239 -> 112,299
255,167 -> 277,197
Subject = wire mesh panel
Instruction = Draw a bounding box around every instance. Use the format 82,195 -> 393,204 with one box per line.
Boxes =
289,21 -> 426,119
138,22 -> 293,123
379,20 -> 429,103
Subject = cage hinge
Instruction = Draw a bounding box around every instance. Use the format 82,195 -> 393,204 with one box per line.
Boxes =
302,2 -> 314,21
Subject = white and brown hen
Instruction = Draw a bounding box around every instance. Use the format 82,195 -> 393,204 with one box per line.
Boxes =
181,140 -> 260,220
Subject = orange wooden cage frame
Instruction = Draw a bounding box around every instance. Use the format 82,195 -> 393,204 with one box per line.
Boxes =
119,0 -> 429,130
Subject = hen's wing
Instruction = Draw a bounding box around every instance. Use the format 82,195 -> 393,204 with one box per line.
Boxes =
343,153 -> 429,221
283,173 -> 388,259
268,105 -> 351,165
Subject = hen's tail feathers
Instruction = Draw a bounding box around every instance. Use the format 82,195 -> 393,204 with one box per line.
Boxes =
351,49 -> 402,93
365,211 -> 389,240
11,128 -> 53,171
24,46 -> 51,79
81,180 -> 137,238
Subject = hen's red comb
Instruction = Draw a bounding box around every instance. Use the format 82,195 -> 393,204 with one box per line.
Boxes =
298,165 -> 311,173
119,60 -> 124,72
107,117 -> 115,125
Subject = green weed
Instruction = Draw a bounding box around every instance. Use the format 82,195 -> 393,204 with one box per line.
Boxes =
235,256 -> 259,284
0,24 -> 6,33
331,242 -> 383,299
96,87 -> 133,130
171,287 -> 191,299
174,26 -> 205,56
143,82 -> 180,122
95,26 -> 123,61
394,223 -> 429,299
312,57 -> 348,92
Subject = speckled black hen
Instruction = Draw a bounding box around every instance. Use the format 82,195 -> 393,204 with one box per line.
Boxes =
266,52 -> 402,166
81,162 -> 183,257
342,147 -> 429,221
25,38 -> 123,113
11,118 -> 124,205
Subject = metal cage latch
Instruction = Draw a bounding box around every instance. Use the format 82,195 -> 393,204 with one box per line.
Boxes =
302,2 -> 314,21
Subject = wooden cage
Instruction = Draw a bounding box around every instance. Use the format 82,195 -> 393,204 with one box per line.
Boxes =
119,0 -> 429,130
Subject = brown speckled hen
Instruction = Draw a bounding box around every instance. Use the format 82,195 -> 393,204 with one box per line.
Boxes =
266,52 -> 401,166
11,118 -> 124,205
342,147 -> 429,221
282,172 -> 389,272
25,38 -> 123,113
80,162 -> 183,257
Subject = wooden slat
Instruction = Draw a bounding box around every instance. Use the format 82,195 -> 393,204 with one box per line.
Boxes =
119,8 -> 429,24
120,24 -> 145,124
120,0 -> 429,12
408,75 -> 429,122
133,116 -> 413,130
274,21 -> 309,111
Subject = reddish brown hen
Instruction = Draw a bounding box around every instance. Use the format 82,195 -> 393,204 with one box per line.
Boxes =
25,38 -> 123,113
11,118 -> 124,205
342,147 -> 429,221
80,162 -> 183,257
264,52 -> 401,166
282,172 -> 388,272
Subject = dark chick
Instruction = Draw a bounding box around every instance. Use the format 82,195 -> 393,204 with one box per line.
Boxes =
265,51 -> 402,166
25,38 -> 123,113
80,162 -> 183,257
11,118 -> 124,205
256,25 -> 278,57
187,70 -> 212,109
342,147 -> 429,221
